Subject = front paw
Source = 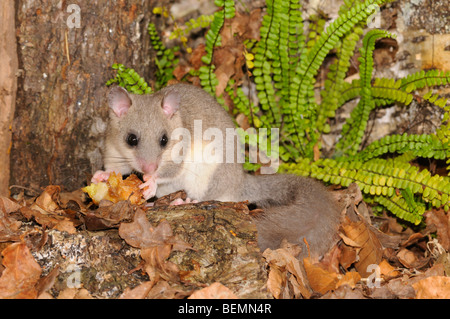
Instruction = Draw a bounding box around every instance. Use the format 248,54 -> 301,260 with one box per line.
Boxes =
139,174 -> 157,200
91,170 -> 110,184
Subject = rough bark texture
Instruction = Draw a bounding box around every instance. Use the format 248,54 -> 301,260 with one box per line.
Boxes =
29,201 -> 270,299
11,0 -> 155,194
0,1 -> 18,196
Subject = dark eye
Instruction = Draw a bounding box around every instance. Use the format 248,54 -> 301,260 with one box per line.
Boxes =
160,134 -> 168,147
126,133 -> 139,147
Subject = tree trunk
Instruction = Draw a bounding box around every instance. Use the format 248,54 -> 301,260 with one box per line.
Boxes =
11,0 -> 155,194
0,1 -> 19,196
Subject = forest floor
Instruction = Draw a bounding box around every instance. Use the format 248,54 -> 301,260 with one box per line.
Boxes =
1,0 -> 449,300
0,174 -> 449,299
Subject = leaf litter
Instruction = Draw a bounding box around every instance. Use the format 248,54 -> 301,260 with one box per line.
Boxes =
0,164 -> 449,299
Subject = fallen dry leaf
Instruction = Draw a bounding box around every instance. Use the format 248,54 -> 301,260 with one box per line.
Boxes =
57,287 -> 94,299
303,257 -> 338,295
59,189 -> 88,211
336,271 -> 361,289
339,243 -> 358,270
266,264 -> 289,299
119,281 -> 155,299
82,200 -> 136,230
321,284 -> 367,299
35,266 -> 59,297
320,244 -> 341,274
341,216 -> 383,277
15,185 -> 82,234
119,209 -> 192,282
378,259 -> 401,279
0,242 -> 42,299
141,245 -> 181,282
0,208 -> 22,242
0,197 -> 22,214
425,210 -> 450,251
263,242 -> 312,299
396,248 -> 417,268
145,280 -> 192,299
20,206 -> 77,234
413,276 -> 450,299
229,9 -> 261,40
34,185 -> 60,212
188,282 -> 238,299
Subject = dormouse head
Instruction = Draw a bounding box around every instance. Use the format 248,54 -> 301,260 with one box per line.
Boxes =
107,86 -> 181,175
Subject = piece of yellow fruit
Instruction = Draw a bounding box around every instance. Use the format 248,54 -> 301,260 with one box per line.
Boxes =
82,173 -> 146,205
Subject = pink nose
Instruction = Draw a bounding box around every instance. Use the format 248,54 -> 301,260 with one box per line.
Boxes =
140,161 -> 157,174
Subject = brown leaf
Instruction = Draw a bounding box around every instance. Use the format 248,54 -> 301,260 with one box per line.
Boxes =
20,206 -> 77,234
263,242 -> 312,299
153,190 -> 187,207
378,259 -> 400,279
213,47 -> 238,96
341,216 -> 383,277
173,64 -> 191,81
396,248 -> 417,268
336,271 -> 361,289
266,264 -> 289,299
425,210 -> 450,251
321,284 -> 367,299
189,43 -> 206,69
119,210 -> 192,282
188,282 -> 238,299
320,244 -> 341,274
0,197 -> 22,214
35,266 -> 59,297
144,280 -> 192,299
229,9 -> 261,41
303,257 -> 338,295
339,244 -> 358,270
34,185 -> 61,212
59,189 -> 87,211
57,288 -> 94,299
0,209 -> 22,243
119,281 -> 155,299
120,209 -> 192,251
0,242 -> 42,299
413,276 -> 450,299
82,200 -> 136,230
141,245 -> 181,282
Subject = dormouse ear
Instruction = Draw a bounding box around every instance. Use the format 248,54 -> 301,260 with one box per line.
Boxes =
161,90 -> 180,118
108,86 -> 132,118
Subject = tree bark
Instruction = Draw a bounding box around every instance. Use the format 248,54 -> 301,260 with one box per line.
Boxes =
11,0 -> 155,194
0,1 -> 19,196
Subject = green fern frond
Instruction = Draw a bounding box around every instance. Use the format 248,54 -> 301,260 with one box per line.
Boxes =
225,80 -> 259,126
400,69 -> 450,93
282,156 -> 450,224
252,0 -> 283,127
288,0 -> 392,158
335,29 -> 396,156
106,63 -> 152,94
199,0 -> 235,97
359,30 -> 396,87
357,133 -> 448,161
318,28 -> 363,134
372,194 -> 425,225
371,77 -> 414,104
148,22 -> 179,89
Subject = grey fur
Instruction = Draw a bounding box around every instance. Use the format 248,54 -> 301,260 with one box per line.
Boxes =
101,83 -> 341,257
